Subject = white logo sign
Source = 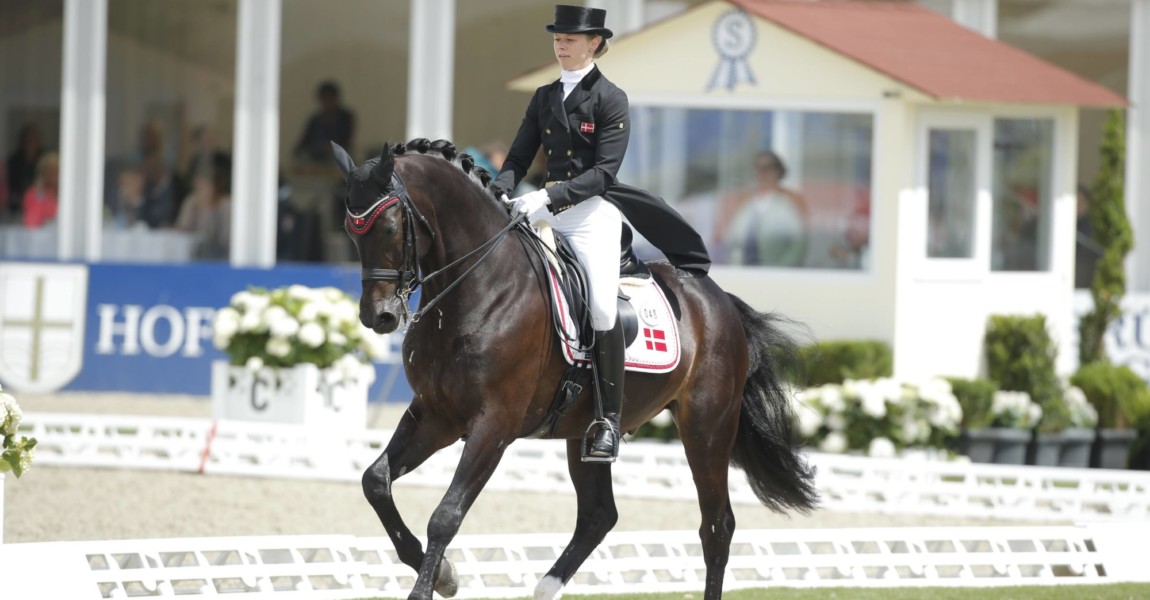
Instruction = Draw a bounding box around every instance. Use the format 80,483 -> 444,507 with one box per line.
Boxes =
0,263 -> 89,393
707,9 -> 757,92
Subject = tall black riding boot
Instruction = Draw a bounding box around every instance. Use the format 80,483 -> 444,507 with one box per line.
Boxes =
587,319 -> 625,461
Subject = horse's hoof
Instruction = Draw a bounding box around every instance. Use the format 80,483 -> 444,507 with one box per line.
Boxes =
433,557 -> 459,598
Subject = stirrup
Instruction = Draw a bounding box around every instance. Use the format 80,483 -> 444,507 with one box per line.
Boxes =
581,418 -> 619,463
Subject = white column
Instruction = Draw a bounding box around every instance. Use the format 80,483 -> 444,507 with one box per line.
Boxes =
952,0 -> 997,38
407,0 -> 455,141
231,0 -> 281,268
58,0 -> 107,262
1129,0 -> 1150,291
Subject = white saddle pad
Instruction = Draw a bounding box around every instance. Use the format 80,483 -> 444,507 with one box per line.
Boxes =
545,265 -> 681,374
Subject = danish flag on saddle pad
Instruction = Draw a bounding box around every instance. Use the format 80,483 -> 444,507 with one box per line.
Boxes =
643,328 -> 668,353
580,122 -> 595,134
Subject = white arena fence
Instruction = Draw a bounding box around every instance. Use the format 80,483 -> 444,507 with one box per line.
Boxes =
1,524 -> 1149,598
19,413 -> 1150,523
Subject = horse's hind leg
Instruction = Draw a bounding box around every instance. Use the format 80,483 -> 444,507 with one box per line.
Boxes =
534,439 -> 617,600
677,392 -> 740,600
362,406 -> 460,581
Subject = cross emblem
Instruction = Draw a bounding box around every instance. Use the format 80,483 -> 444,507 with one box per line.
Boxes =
1,276 -> 75,383
580,122 -> 595,134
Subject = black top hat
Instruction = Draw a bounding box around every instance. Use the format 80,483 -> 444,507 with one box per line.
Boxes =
545,5 -> 613,39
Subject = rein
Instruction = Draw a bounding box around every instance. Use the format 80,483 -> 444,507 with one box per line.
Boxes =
351,172 -> 525,324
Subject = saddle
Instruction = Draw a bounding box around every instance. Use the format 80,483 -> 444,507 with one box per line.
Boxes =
524,223 -> 681,439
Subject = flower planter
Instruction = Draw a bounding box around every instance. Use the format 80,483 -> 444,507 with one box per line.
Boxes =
1090,428 -> 1138,470
1026,431 -> 1062,467
1057,428 -> 1095,468
1024,428 -> 1095,468
958,427 -> 1031,465
211,361 -> 372,430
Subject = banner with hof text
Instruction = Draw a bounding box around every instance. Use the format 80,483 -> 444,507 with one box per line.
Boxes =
0,261 -> 411,401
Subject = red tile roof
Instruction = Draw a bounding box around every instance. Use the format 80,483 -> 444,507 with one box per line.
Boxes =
730,0 -> 1127,107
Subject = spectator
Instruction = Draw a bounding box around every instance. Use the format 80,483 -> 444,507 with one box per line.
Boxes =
22,152 -> 59,229
715,151 -> 809,266
7,123 -> 44,219
294,80 -> 355,163
175,151 -> 232,260
138,153 -> 177,228
174,124 -> 222,218
107,165 -> 146,229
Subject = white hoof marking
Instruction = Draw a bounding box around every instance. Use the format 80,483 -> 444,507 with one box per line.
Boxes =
533,575 -> 564,600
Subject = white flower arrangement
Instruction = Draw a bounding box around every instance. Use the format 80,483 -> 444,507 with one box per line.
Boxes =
990,390 -> 1043,429
794,377 -> 964,456
1063,386 -> 1099,429
1,384 -> 37,478
212,285 -> 388,384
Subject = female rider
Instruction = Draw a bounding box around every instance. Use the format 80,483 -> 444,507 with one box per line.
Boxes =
492,5 -> 710,462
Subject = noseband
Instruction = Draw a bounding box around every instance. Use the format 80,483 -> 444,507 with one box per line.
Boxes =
347,171 -> 524,323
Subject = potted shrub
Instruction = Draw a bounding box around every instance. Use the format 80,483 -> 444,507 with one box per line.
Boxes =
799,340 -> 892,386
981,390 -> 1042,465
1125,387 -> 1150,470
1070,362 -> 1146,469
211,285 -> 388,429
1053,385 -> 1099,468
948,377 -> 998,462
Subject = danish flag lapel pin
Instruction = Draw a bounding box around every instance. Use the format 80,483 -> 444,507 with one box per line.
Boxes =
580,122 -> 595,134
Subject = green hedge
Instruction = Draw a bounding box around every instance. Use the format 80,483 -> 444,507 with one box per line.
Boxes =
799,340 -> 892,386
946,377 -> 997,429
985,314 -> 1070,433
1070,362 -> 1150,429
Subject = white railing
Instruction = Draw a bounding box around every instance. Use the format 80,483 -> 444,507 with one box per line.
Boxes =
21,413 -> 1150,522
1,524 -> 1148,599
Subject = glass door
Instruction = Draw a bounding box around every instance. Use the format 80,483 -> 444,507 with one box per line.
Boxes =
918,114 -> 990,276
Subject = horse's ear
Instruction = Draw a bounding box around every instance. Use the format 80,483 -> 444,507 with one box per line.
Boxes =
370,144 -> 394,191
330,142 -> 355,181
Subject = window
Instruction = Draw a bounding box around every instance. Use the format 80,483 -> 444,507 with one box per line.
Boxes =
991,118 -> 1054,272
0,0 -> 64,259
927,129 -> 977,259
103,0 -> 238,263
621,107 -> 873,270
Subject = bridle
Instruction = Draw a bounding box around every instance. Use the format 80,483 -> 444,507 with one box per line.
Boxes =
347,171 -> 524,323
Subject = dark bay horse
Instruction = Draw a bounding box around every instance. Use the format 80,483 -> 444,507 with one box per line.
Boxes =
331,138 -> 818,600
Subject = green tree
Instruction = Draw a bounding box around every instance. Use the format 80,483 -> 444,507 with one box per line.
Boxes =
1078,109 -> 1133,366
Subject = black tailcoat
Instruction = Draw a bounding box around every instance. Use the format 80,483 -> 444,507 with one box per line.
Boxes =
493,66 -> 711,275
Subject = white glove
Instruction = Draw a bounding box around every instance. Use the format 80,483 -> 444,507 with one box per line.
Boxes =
504,189 -> 551,215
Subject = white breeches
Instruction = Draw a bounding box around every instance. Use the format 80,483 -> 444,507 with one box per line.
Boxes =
533,196 -> 622,330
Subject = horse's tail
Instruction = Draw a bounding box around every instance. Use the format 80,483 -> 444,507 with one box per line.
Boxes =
727,293 -> 820,514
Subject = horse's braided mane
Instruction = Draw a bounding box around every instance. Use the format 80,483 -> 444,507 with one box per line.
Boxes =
393,137 -> 499,202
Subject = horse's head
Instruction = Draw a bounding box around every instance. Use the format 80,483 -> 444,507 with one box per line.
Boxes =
332,141 -> 420,334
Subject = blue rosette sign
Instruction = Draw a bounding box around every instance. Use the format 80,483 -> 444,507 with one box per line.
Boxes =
707,9 -> 757,92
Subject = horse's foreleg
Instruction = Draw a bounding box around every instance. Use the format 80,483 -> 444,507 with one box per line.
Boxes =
533,439 -> 617,600
408,424 -> 515,600
362,407 -> 459,574
677,398 -> 739,600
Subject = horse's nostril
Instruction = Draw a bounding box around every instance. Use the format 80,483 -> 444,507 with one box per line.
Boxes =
374,312 -> 399,331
